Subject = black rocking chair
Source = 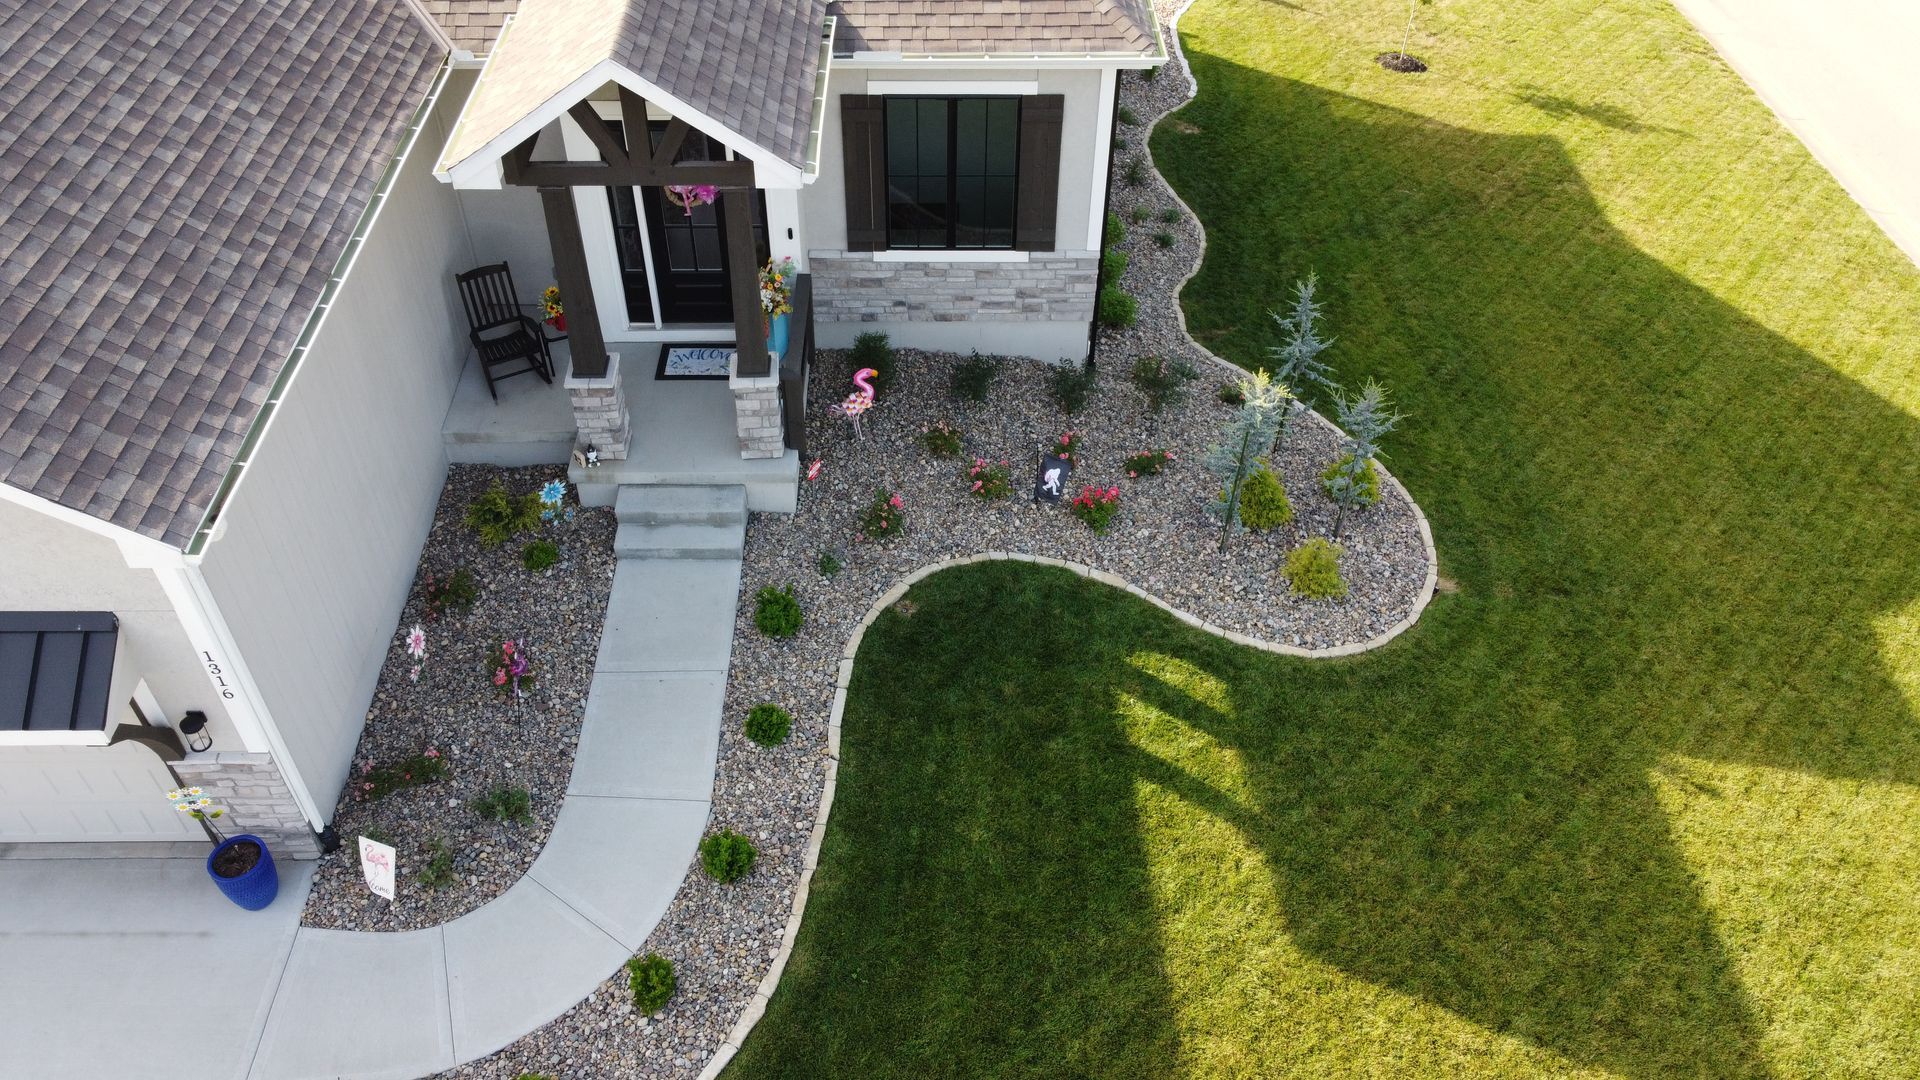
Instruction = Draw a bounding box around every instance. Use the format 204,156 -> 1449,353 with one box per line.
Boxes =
456,262 -> 555,401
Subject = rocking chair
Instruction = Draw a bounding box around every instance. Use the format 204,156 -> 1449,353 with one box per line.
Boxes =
456,262 -> 555,401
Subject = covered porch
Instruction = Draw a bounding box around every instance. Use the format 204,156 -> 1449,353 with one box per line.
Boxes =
432,0 -> 833,512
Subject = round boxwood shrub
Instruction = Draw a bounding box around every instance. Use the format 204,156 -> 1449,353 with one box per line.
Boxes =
626,953 -> 676,1013
1286,538 -> 1348,600
1237,466 -> 1292,531
699,829 -> 757,884
1097,286 -> 1137,329
755,584 -> 803,638
1320,454 -> 1382,506
521,539 -> 559,571
745,703 -> 792,746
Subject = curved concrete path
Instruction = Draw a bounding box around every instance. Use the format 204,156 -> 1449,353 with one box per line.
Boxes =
248,497 -> 742,1079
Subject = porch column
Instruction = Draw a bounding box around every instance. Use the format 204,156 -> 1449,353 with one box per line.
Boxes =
723,187 -> 770,377
542,185 -> 631,460
539,186 -> 609,377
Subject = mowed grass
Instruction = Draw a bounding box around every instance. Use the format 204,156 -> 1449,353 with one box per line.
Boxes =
728,1 -> 1920,1077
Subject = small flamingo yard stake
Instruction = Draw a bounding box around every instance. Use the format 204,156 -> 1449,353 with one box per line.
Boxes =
829,367 -> 879,439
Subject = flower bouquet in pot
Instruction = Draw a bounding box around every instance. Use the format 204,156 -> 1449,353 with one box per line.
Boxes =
541,285 -> 565,332
170,787 -> 279,910
761,257 -> 797,358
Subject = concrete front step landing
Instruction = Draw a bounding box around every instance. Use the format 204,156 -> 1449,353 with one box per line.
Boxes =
615,484 -> 747,527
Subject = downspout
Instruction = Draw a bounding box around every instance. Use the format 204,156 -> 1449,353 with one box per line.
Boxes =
1088,67 -> 1123,372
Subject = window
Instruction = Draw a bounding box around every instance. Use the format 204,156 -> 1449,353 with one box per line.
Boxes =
885,97 -> 1020,249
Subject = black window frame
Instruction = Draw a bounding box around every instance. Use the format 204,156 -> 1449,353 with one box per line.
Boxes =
882,96 -> 1022,251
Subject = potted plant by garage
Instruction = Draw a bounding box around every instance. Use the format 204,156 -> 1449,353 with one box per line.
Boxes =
761,257 -> 796,359
169,787 -> 279,910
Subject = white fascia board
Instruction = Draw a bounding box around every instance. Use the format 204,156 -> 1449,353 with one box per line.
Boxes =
837,53 -> 1161,70
867,80 -> 1041,95
0,481 -> 183,568
0,731 -> 112,748
441,58 -> 808,190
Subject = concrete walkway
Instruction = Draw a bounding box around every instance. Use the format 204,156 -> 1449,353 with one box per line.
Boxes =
1670,0 -> 1920,268
1,487 -> 743,1080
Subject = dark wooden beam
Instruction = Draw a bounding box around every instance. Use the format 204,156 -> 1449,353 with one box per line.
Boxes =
619,86 -> 652,158
539,186 -> 610,380
652,116 -> 691,167
724,187 -> 770,378
567,102 -> 629,166
505,156 -> 754,189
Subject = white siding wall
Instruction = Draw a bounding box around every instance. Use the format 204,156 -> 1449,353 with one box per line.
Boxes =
798,65 -> 1110,359
0,497 -> 235,742
449,70 -> 562,306
196,88 -> 475,818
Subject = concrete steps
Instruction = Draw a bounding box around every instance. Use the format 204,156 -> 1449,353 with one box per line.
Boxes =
613,485 -> 746,560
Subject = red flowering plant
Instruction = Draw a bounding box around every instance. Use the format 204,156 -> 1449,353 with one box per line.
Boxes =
1123,448 -> 1175,478
1054,430 -> 1083,465
1069,485 -> 1121,535
967,458 -> 1012,500
856,489 -> 905,542
485,639 -> 537,698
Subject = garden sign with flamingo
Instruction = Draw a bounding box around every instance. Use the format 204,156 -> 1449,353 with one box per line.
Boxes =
830,367 -> 879,439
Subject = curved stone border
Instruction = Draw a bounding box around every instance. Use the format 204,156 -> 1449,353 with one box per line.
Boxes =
698,537 -> 1438,1077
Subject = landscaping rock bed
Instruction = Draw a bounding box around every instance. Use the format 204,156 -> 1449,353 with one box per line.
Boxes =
442,13 -> 1431,1075
301,464 -> 615,933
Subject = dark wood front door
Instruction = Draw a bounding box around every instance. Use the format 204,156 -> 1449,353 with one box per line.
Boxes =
639,122 -> 768,324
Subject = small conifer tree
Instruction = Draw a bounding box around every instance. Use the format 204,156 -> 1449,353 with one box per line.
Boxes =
1327,378 -> 1402,540
1267,273 -> 1341,448
1204,371 -> 1292,552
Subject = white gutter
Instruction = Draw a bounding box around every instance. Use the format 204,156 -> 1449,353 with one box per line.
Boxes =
803,16 -> 838,180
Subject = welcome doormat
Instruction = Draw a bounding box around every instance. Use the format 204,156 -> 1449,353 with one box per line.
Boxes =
655,343 -> 734,380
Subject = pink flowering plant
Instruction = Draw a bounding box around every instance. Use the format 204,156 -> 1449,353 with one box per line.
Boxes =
355,746 -> 448,801
1069,485 -> 1122,535
402,623 -> 427,683
1123,448 -> 1175,478
967,458 -> 1013,500
486,639 -> 537,698
856,489 -> 905,542
1055,430 -> 1083,465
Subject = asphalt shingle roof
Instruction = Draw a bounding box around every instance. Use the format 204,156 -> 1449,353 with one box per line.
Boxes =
829,0 -> 1158,56
424,0 -> 519,54
441,0 -> 829,175
0,0 -> 443,547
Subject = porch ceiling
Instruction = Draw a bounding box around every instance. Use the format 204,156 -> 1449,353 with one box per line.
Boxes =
437,0 -> 826,187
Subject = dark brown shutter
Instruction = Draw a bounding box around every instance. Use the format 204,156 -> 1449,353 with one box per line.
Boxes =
840,95 -> 887,251
1014,94 -> 1065,252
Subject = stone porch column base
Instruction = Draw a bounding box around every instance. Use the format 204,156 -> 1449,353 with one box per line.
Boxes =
728,351 -> 785,460
566,352 -> 632,462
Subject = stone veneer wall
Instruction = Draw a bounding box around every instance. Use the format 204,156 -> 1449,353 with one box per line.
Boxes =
173,751 -> 321,859
807,251 -> 1099,324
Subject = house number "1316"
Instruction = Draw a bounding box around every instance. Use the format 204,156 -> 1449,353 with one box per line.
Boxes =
203,651 -> 237,700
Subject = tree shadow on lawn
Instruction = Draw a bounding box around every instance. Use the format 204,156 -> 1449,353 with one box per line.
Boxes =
1141,43 -> 1920,1080
735,39 -> 1920,1080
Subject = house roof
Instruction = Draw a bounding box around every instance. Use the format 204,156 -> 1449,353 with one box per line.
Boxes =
0,0 -> 443,547
829,0 -> 1158,56
424,0 -> 519,54
440,0 -> 827,178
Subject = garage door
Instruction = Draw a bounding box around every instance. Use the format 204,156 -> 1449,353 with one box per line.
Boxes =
0,743 -> 203,842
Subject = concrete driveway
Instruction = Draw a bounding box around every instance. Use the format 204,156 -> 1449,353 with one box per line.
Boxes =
1671,0 -> 1920,267
0,855 -> 316,1080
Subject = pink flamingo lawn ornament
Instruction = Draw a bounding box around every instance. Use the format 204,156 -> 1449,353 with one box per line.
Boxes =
829,367 -> 879,439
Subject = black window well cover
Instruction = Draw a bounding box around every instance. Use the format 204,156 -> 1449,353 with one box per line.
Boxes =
0,612 -> 119,732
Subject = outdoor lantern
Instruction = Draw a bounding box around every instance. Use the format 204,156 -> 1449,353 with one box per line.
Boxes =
180,711 -> 212,753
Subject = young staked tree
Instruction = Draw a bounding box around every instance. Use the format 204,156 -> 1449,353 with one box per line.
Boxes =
1327,378 -> 1403,540
1204,370 -> 1292,553
1267,273 -> 1340,446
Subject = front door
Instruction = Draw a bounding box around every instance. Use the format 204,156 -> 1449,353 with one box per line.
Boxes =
639,121 -> 769,325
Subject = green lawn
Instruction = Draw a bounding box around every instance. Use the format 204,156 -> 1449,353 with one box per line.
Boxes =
728,1 -> 1920,1076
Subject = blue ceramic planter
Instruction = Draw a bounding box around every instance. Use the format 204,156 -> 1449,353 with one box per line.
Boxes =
207,834 -> 279,910
765,311 -> 790,359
